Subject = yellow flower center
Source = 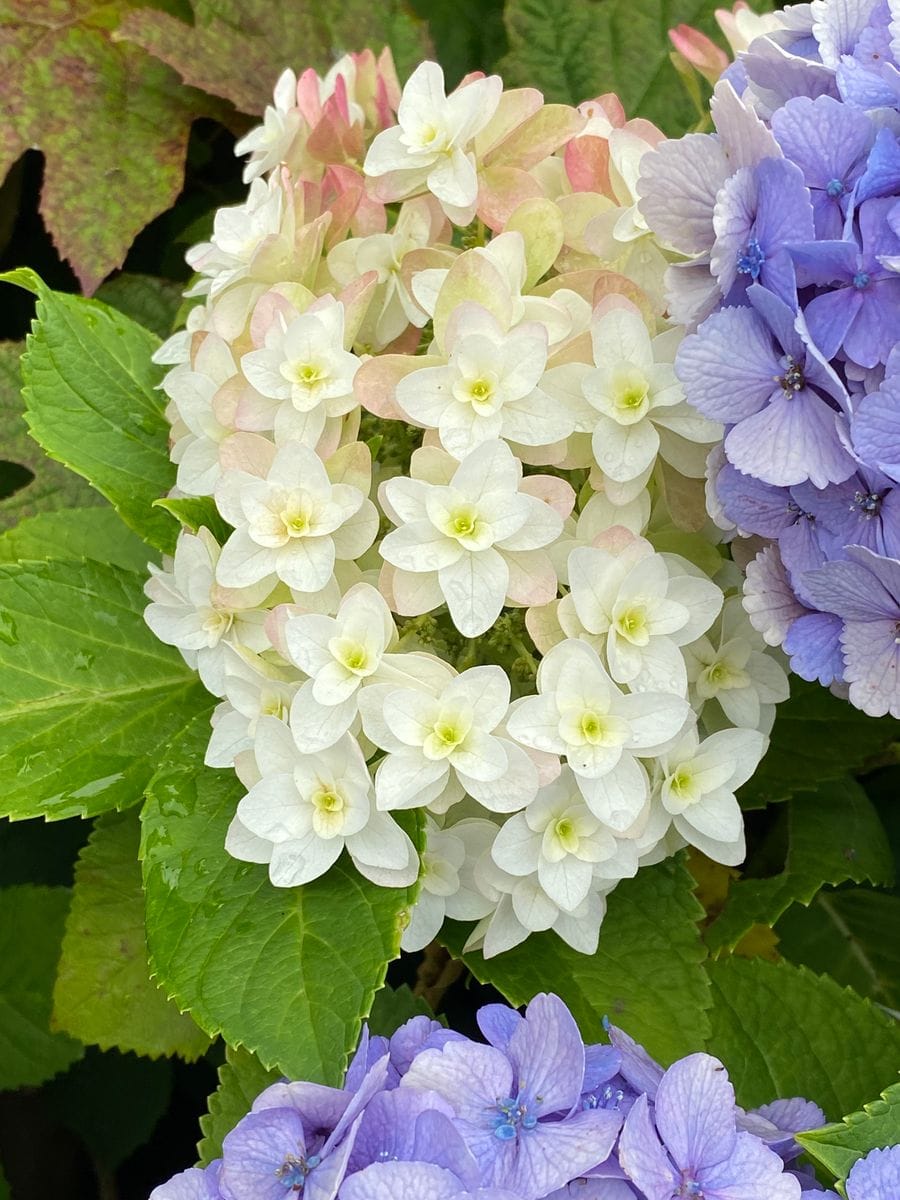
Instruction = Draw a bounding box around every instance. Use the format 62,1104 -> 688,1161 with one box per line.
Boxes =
554,817 -> 579,853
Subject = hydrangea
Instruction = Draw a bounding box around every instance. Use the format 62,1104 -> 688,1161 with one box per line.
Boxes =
150,992 -> 837,1200
638,0 -> 900,719
143,50 -> 791,953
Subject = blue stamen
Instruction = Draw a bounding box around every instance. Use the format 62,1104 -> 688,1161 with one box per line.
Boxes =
825,178 -> 845,198
853,271 -> 871,290
276,1154 -> 320,1192
492,1091 -> 539,1140
736,237 -> 765,280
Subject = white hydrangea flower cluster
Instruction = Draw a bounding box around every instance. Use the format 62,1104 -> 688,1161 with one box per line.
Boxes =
145,53 -> 789,958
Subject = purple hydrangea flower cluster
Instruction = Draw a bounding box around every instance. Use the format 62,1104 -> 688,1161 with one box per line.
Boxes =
638,0 -> 900,718
151,993 -> 831,1200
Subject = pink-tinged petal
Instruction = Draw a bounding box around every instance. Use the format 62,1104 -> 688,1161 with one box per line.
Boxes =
477,164 -> 544,232
433,252 -> 515,352
219,432 -> 277,477
566,135 -> 613,196
519,474 -> 577,518
354,353 -> 424,420
504,549 -> 558,606
489,104 -> 586,171
619,1094 -> 679,1200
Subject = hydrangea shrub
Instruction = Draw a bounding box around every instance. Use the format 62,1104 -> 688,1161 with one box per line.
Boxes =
0,0 -> 898,1194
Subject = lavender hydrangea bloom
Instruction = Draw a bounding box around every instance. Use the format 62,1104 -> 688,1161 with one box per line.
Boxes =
618,1054 -> 801,1200
222,1050 -> 390,1200
711,157 -> 814,306
739,1097 -> 827,1161
676,285 -> 853,487
770,95 -> 873,239
399,993 -> 622,1199
846,1144 -> 900,1199
802,544 -> 900,715
790,198 -> 900,368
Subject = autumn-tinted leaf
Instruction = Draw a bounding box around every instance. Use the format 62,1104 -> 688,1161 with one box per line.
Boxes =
0,1 -> 224,292
118,0 -> 431,115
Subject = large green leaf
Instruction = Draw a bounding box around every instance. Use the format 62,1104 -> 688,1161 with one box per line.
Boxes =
142,714 -> 421,1083
119,0 -> 431,115
0,885 -> 83,1089
776,887 -> 900,1010
4,269 -> 176,552
0,340 -> 104,530
53,809 -> 212,1061
706,955 -> 900,1118
0,507 -> 154,572
197,1045 -> 282,1166
707,779 -> 893,952
0,558 -> 209,820
797,1082 -> 900,1185
499,0 -> 722,133
0,2 -> 223,292
443,855 -> 711,1064
369,983 -> 437,1036
740,679 -> 899,809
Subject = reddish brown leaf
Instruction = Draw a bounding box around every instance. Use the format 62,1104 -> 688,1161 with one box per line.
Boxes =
118,0 -> 431,116
0,1 -> 225,292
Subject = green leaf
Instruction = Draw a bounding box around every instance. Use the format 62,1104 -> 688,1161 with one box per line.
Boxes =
0,884 -> 83,1089
118,0 -> 431,116
95,273 -> 184,339
408,0 -> 507,87
739,679 -> 899,809
443,855 -> 711,1064
0,340 -> 104,531
499,0 -> 722,133
154,496 -> 232,545
368,984 -> 437,1037
0,508 -> 154,573
707,779 -> 893,952
796,1081 -> 900,1185
775,887 -> 900,1010
197,1045 -> 282,1166
706,955 -> 900,1118
0,558 -> 210,820
5,270 -> 177,552
0,2 -> 224,292
142,714 -> 421,1082
53,809 -> 212,1061
45,1048 -> 173,1170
